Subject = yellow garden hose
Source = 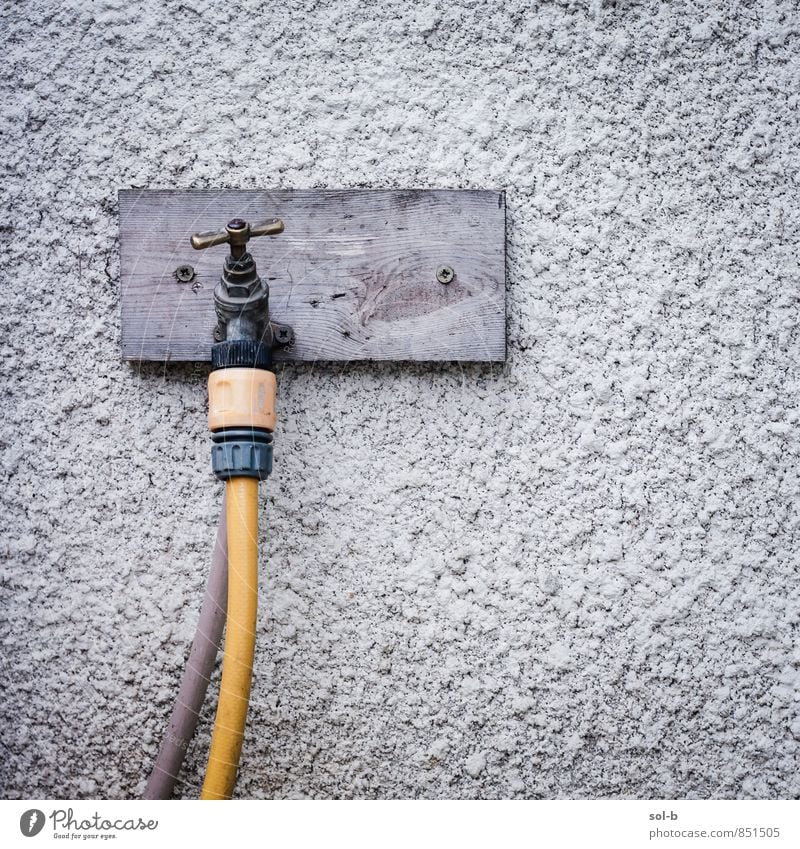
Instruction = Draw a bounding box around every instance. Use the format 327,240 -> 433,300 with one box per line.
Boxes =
186,217 -> 285,799
200,476 -> 259,800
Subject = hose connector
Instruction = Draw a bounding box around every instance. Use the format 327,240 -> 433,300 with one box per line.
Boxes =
206,367 -> 277,481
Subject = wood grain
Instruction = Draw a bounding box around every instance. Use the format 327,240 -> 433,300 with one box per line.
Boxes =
119,189 -> 506,362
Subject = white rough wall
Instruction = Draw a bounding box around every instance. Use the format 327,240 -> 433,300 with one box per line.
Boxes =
1,0 -> 799,799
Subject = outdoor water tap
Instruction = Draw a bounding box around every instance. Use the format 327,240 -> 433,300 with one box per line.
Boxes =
193,217 -> 293,485
191,217 -> 294,367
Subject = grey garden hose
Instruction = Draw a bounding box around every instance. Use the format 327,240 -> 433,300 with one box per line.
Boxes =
144,494 -> 228,799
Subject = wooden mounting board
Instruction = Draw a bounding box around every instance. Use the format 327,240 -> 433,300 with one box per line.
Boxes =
119,189 -> 506,363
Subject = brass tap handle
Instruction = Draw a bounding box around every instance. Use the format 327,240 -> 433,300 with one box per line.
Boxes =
249,219 -> 285,238
191,217 -> 284,258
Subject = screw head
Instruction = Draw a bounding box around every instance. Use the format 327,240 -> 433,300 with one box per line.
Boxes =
274,325 -> 294,346
436,265 -> 455,284
175,264 -> 195,283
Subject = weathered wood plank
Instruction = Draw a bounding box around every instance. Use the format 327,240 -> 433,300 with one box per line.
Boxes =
119,189 -> 506,362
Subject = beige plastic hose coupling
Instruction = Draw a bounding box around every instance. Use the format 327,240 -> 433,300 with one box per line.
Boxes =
208,368 -> 277,433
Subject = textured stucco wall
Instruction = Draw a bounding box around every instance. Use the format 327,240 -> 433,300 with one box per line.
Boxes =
1,0 -> 799,799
